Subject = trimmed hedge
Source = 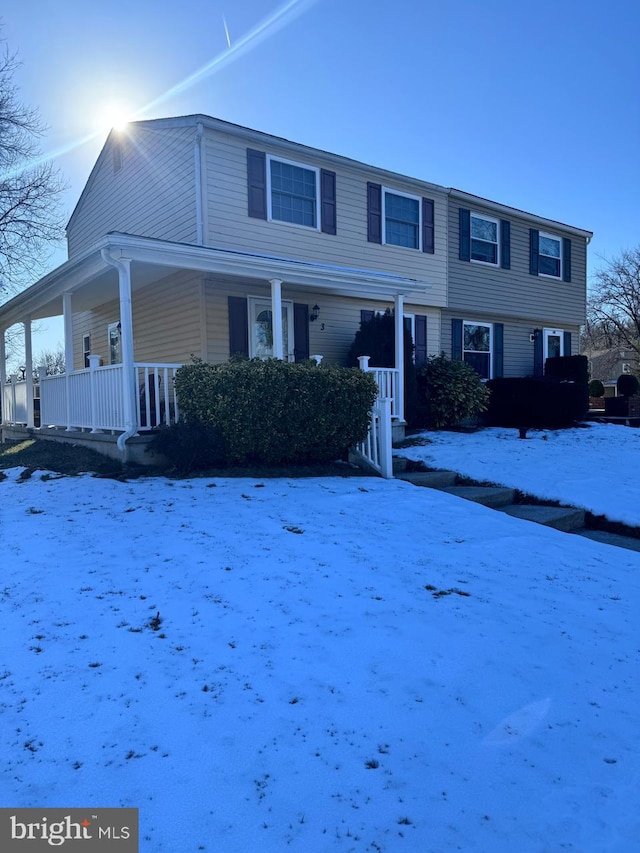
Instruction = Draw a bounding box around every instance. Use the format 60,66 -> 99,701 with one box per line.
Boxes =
416,355 -> 490,429
545,354 -> 589,384
588,379 -> 605,398
486,377 -> 589,429
174,358 -> 379,465
149,420 -> 228,472
617,373 -> 639,397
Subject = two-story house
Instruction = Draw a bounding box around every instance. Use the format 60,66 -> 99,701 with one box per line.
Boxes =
0,114 -> 592,461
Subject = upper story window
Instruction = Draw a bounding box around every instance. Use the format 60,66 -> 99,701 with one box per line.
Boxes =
383,189 -> 421,249
267,156 -> 320,229
538,233 -> 562,278
471,213 -> 499,265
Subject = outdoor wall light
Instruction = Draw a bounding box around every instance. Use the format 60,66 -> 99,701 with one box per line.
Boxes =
310,304 -> 320,322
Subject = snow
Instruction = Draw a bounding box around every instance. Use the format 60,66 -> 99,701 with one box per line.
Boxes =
396,422 -> 640,527
0,433 -> 639,852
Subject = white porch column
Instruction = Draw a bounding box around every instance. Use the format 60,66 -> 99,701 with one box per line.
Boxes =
63,292 -> 73,430
0,329 -> 6,426
24,318 -> 34,427
117,258 -> 137,435
269,278 -> 284,360
394,294 -> 405,423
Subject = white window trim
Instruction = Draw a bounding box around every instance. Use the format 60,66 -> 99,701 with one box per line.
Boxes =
83,334 -> 91,369
247,295 -> 295,361
107,322 -> 121,365
266,154 -> 321,231
543,328 -> 565,359
463,319 -> 493,379
470,212 -> 500,267
382,186 -> 422,251
538,231 -> 562,280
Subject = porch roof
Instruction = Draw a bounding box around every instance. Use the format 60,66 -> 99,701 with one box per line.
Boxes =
0,233 -> 431,330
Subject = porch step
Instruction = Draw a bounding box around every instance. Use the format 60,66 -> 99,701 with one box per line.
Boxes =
439,485 -> 516,509
396,470 -> 457,488
497,504 -> 586,532
572,529 -> 640,552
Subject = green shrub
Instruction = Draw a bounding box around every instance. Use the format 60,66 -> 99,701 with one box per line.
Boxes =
174,358 -> 379,465
588,379 -> 605,398
148,420 -> 228,472
416,354 -> 490,429
616,373 -> 639,397
545,354 -> 589,384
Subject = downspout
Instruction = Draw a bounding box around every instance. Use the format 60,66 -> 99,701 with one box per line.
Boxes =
194,123 -> 204,245
100,248 -> 138,454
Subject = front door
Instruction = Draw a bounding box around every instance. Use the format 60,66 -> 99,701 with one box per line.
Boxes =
248,298 -> 294,361
543,328 -> 564,360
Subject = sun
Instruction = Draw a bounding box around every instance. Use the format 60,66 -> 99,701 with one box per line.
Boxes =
94,101 -> 135,133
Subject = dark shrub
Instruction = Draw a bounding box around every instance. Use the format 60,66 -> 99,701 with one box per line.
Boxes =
486,377 -> 589,430
174,358 -> 379,465
416,355 -> 490,429
616,373 -> 640,397
149,420 -> 228,472
544,354 -> 589,384
346,309 -> 418,425
588,379 -> 605,398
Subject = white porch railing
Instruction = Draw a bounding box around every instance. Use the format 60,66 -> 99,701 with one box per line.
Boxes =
354,397 -> 393,479
357,356 -> 401,420
35,363 -> 181,432
2,378 -> 29,424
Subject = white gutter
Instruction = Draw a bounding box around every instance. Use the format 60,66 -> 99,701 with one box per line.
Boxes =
194,123 -> 204,244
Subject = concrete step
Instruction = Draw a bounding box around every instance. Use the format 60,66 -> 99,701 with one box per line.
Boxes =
392,456 -> 409,473
498,504 -> 586,532
439,485 -> 516,509
396,470 -> 458,488
572,529 -> 640,552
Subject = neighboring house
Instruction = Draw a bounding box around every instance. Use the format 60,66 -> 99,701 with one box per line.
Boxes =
0,114 -> 592,460
583,347 -> 640,390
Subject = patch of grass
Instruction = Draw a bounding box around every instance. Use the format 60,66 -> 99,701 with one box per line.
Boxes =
0,439 -> 125,477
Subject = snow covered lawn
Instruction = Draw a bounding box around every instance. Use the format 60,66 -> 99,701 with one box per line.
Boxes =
0,463 -> 638,851
396,422 -> 640,527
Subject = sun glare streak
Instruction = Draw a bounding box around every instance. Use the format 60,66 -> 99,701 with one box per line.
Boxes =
139,0 -> 319,115
0,0 -> 320,184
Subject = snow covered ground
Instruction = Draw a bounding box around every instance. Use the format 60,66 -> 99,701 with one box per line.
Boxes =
396,422 -> 640,527
1,437 -> 638,852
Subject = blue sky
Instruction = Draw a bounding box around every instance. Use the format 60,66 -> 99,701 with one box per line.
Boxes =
2,0 -> 639,348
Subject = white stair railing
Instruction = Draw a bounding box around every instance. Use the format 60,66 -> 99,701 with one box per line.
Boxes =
354,396 -> 393,479
357,356 -> 401,420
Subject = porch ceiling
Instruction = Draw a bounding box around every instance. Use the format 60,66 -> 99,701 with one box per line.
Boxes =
0,232 -> 432,330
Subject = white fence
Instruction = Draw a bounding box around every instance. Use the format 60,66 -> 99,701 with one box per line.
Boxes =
357,356 -> 401,420
35,363 -> 181,432
2,379 -> 29,424
354,397 -> 393,479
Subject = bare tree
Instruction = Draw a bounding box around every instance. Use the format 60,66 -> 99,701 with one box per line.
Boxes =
587,247 -> 640,366
34,345 -> 65,376
0,42 -> 65,300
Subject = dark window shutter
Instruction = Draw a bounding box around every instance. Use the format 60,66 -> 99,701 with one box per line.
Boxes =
563,331 -> 572,356
320,170 -> 336,235
367,183 -> 382,244
414,315 -> 427,366
293,303 -> 310,362
422,199 -> 434,254
529,229 -> 539,276
459,209 -> 471,262
500,221 -> 511,269
247,148 -> 267,219
228,296 -> 249,357
533,328 -> 543,376
562,238 -> 572,282
361,310 -> 375,327
493,323 -> 504,378
452,318 -> 463,360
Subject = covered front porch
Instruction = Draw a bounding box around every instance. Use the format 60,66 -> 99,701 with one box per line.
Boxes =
1,233 -> 429,461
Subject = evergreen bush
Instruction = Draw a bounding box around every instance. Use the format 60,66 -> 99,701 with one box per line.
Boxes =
149,420 -> 228,472
486,377 -> 588,430
416,354 -> 490,429
544,354 -> 589,384
588,379 -> 605,398
616,373 -> 639,397
174,358 -> 379,466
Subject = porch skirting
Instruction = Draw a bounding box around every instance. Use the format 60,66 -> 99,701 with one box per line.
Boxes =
1,425 -> 162,467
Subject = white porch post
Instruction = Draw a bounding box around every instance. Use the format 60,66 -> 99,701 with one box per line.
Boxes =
394,294 -> 405,423
0,329 -> 5,426
63,292 -> 73,430
269,277 -> 284,360
117,258 -> 137,435
24,318 -> 34,427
